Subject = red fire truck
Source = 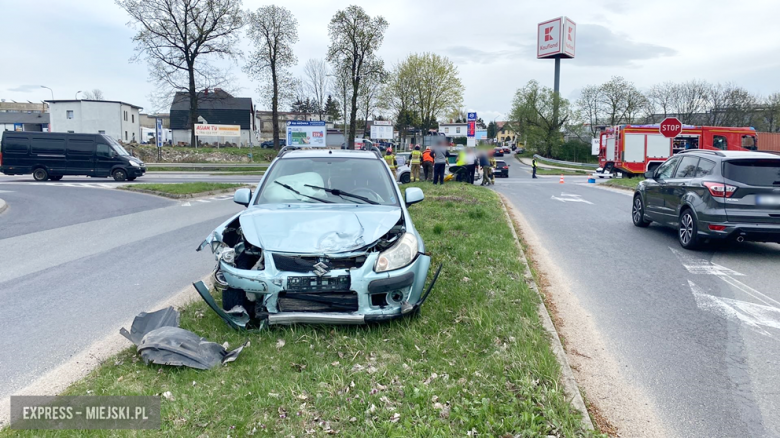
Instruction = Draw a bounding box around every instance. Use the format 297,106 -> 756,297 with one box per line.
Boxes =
596,125 -> 758,176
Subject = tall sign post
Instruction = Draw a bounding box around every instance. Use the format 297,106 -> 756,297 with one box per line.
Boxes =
155,118 -> 163,161
537,17 -> 576,128
467,112 -> 477,147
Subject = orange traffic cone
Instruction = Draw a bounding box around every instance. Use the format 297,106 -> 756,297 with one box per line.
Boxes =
559,175 -> 565,184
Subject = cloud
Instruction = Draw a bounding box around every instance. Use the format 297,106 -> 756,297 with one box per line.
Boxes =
7,85 -> 42,93
442,46 -> 524,65
575,24 -> 676,66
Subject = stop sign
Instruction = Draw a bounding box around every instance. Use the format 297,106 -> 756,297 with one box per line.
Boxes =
659,117 -> 683,138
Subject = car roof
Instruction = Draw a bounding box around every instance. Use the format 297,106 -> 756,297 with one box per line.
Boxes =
678,150 -> 780,160
279,149 -> 379,159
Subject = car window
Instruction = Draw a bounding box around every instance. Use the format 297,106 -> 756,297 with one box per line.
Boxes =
656,157 -> 680,180
496,161 -> 507,167
713,135 -> 727,151
96,144 -> 112,157
674,156 -> 700,178
723,159 -> 780,186
256,157 -> 399,206
695,158 -> 716,177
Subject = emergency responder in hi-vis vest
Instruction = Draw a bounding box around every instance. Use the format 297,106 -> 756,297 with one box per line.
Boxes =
410,145 -> 422,182
384,148 -> 397,180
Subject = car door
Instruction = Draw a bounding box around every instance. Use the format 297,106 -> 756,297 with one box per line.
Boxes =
645,157 -> 680,217
665,156 -> 700,218
65,138 -> 96,176
95,143 -> 115,177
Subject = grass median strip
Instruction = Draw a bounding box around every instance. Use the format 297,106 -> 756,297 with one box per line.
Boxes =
121,182 -> 246,197
5,184 -> 597,436
147,166 -> 268,172
602,178 -> 643,190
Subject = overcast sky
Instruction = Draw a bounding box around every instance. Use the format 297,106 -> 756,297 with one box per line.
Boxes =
2,0 -> 779,122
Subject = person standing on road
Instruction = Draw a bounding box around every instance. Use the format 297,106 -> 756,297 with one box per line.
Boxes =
422,147 -> 434,181
532,157 -> 538,179
488,154 -> 496,185
432,140 -> 449,185
410,145 -> 422,182
465,146 -> 477,184
479,152 -> 491,186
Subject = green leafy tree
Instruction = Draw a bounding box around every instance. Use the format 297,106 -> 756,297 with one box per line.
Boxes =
323,95 -> 341,122
509,80 -> 571,157
487,121 -> 497,139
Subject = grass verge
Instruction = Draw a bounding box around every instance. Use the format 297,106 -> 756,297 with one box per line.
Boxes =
5,184 -> 597,437
602,178 -> 643,191
121,182 -> 245,198
534,168 -> 590,176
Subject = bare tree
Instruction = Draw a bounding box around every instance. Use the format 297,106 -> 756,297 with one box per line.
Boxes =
575,85 -> 601,137
303,59 -> 330,121
380,61 -> 417,148
116,0 -> 243,147
624,87 -> 649,124
598,76 -> 633,126
647,82 -> 677,122
764,92 -> 780,132
671,80 -> 708,124
358,62 -> 386,138
327,5 -> 388,149
82,89 -> 105,100
245,5 -> 298,149
331,60 -> 353,136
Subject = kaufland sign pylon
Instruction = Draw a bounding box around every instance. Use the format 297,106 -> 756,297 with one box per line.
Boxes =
537,17 -> 576,94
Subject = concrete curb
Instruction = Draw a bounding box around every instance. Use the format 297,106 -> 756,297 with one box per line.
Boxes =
0,198 -> 7,215
497,194 -> 594,430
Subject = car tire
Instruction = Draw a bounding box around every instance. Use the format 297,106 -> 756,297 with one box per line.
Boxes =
632,195 -> 651,227
222,287 -> 255,314
127,177 -> 137,181
679,209 -> 701,250
112,169 -> 128,182
49,175 -> 63,181
400,172 -> 411,184
33,168 -> 49,181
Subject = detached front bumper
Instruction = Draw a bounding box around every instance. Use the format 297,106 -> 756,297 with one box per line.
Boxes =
194,251 -> 441,330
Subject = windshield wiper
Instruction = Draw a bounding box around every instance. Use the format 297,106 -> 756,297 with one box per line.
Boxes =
304,184 -> 379,205
274,181 -> 333,203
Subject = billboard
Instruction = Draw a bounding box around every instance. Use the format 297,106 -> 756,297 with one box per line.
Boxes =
467,121 -> 476,137
286,121 -> 327,147
370,121 -> 393,140
194,124 -> 241,137
537,16 -> 576,59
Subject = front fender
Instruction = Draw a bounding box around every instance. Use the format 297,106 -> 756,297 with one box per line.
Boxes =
196,211 -> 242,251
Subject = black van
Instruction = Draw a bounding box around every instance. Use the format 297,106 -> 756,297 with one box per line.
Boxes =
0,132 -> 145,181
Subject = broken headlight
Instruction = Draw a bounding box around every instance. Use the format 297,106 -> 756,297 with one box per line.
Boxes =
375,233 -> 418,273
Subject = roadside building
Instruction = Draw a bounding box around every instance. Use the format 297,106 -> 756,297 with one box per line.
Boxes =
495,121 -> 517,144
47,99 -> 142,143
0,112 -> 50,132
139,113 -> 170,129
170,89 -> 255,146
0,100 -> 48,114
438,122 -> 469,138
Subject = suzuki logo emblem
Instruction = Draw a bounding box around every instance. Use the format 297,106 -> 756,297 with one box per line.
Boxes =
544,26 -> 554,41
313,262 -> 330,277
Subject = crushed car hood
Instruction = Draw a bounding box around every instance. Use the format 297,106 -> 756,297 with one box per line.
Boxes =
239,204 -> 402,254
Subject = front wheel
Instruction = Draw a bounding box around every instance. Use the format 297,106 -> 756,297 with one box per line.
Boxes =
112,169 -> 128,182
33,168 -> 49,181
679,209 -> 700,250
49,175 -> 63,181
399,172 -> 411,184
632,195 -> 651,227
127,177 -> 137,181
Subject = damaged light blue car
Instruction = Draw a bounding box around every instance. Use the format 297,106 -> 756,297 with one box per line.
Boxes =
194,148 -> 441,330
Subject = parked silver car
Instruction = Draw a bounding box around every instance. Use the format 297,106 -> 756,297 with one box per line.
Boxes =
194,148 -> 441,330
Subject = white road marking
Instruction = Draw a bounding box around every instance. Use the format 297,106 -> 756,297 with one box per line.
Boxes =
0,190 -> 14,194
181,202 -> 191,207
195,199 -> 210,203
551,193 -> 594,204
670,248 -> 745,277
688,280 -> 780,337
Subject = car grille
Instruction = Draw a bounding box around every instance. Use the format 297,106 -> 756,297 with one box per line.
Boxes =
272,254 -> 366,273
277,292 -> 359,312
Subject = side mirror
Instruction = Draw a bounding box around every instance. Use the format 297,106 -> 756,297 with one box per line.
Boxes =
233,188 -> 252,207
644,170 -> 655,179
405,187 -> 424,207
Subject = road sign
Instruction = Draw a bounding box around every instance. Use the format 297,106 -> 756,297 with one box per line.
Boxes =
370,121 -> 393,140
194,124 -> 241,137
155,118 -> 163,148
659,117 -> 683,138
467,112 -> 477,121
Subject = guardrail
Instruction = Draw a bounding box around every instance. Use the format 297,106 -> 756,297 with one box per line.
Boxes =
144,163 -> 269,168
532,154 -> 598,169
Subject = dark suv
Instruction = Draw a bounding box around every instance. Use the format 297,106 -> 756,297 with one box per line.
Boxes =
632,150 -> 780,249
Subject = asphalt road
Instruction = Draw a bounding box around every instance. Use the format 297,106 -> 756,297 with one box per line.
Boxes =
495,161 -> 780,437
0,182 -> 243,402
